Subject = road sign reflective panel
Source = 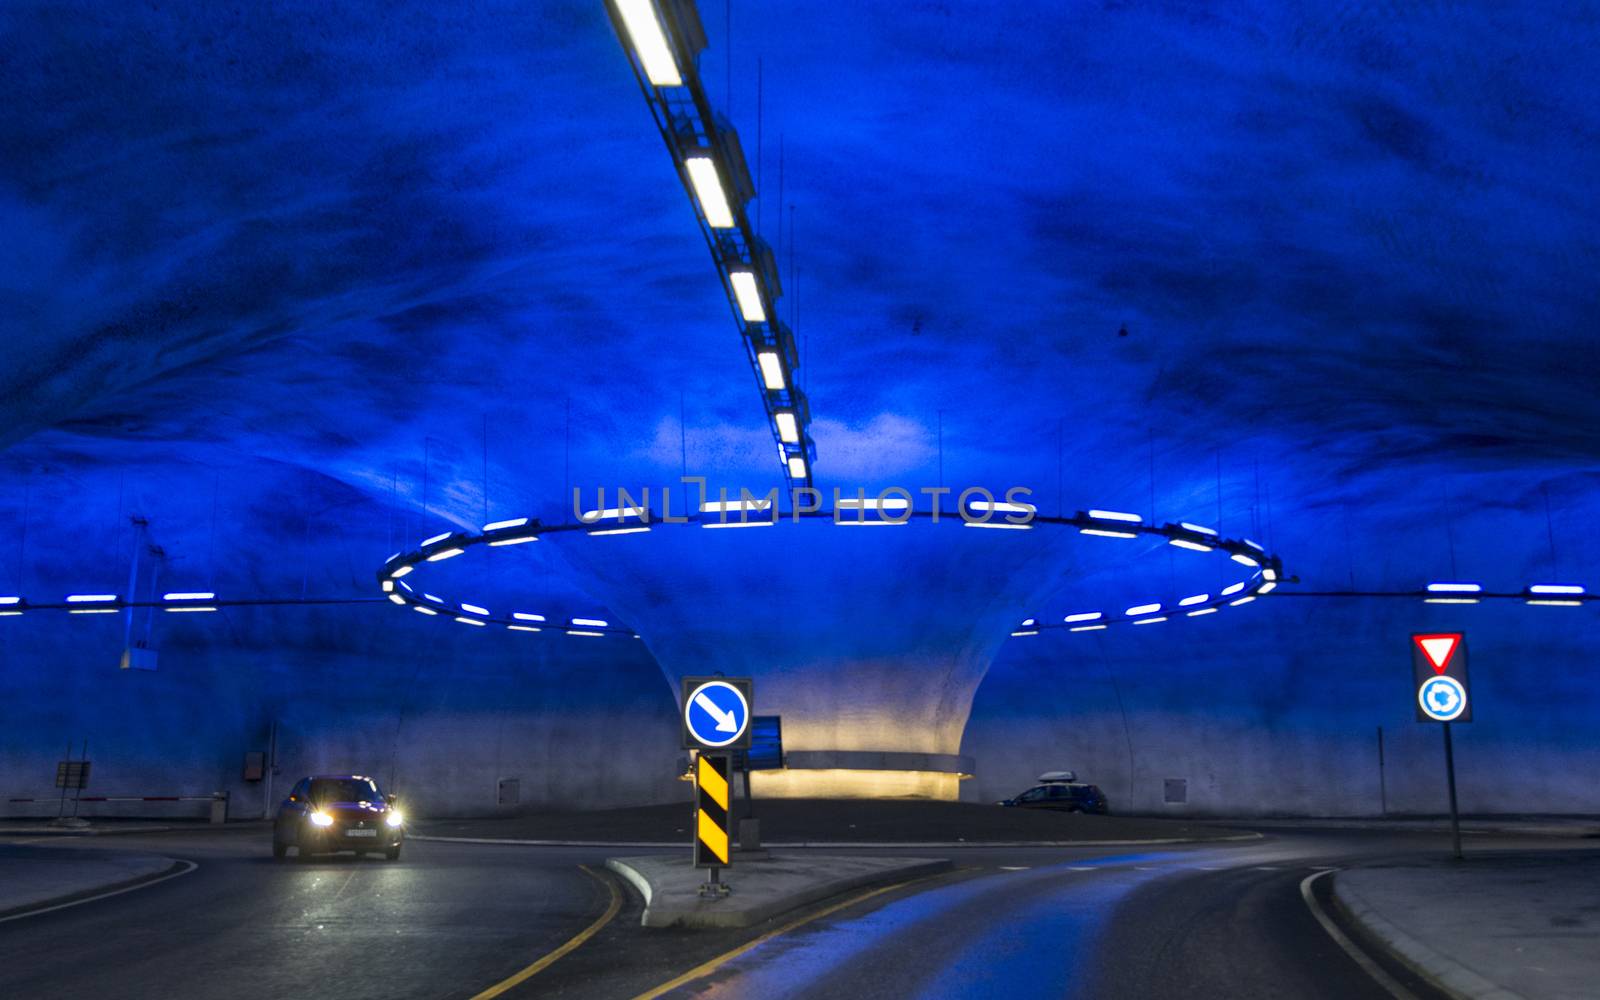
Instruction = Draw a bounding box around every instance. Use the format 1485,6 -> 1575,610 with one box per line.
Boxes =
695,752 -> 732,868
1411,632 -> 1471,723
681,677 -> 753,749
1418,675 -> 1467,721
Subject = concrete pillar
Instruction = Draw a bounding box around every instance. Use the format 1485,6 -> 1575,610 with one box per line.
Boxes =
545,516 -> 1084,799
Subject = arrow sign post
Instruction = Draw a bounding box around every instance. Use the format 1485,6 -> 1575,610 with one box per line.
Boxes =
1410,632 -> 1470,859
681,677 -> 753,896
681,678 -> 753,751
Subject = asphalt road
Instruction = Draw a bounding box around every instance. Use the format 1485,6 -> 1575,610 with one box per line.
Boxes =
0,825 -> 1502,999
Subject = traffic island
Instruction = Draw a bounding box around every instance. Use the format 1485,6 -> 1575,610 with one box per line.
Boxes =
606,853 -> 951,929
1332,851 -> 1600,1000
0,844 -> 187,920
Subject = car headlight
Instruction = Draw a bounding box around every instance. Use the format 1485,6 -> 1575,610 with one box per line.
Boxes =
309,811 -> 334,827
385,810 -> 404,828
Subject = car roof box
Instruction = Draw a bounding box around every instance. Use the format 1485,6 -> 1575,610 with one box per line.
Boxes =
1038,770 -> 1077,783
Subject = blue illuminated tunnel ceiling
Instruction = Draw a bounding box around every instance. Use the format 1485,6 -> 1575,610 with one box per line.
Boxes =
2,1 -> 1598,608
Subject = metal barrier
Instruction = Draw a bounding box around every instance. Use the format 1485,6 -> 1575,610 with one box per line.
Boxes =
6,792 -> 230,823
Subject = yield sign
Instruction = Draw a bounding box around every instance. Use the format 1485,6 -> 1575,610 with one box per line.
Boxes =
1413,633 -> 1461,674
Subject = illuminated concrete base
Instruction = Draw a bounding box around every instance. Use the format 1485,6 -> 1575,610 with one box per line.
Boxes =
545,520 -> 1086,800
749,768 -> 963,801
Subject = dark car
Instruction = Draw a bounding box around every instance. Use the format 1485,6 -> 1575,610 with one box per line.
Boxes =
1000,776 -> 1110,815
272,774 -> 404,860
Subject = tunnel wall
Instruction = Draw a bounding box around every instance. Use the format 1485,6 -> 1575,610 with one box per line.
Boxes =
963,598 -> 1600,816
0,604 -> 682,820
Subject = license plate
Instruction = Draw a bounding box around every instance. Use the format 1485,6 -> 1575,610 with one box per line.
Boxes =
346,828 -> 378,838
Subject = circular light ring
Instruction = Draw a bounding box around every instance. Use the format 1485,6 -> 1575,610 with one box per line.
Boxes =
373,509 -> 1289,638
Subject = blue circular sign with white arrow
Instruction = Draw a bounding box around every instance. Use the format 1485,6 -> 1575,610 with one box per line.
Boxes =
684,679 -> 751,748
1418,675 -> 1467,722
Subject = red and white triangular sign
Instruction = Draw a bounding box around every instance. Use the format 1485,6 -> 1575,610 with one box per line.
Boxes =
1414,633 -> 1461,674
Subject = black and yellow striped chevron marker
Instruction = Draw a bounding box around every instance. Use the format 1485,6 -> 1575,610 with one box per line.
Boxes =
695,753 -> 732,868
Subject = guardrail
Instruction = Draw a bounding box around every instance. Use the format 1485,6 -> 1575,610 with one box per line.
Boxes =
6,792 -> 231,823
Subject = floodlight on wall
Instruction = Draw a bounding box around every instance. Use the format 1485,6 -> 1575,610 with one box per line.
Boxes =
163,592 -> 218,613
1425,581 -> 1481,605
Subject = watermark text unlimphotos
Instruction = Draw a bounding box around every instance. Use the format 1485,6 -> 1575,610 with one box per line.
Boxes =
574,478 -> 1035,525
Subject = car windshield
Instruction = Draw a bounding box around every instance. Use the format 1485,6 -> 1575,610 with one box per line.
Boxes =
309,778 -> 383,804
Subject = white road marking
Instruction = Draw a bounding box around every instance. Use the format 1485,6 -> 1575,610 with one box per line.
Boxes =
0,859 -> 199,924
1299,870 -> 1421,1000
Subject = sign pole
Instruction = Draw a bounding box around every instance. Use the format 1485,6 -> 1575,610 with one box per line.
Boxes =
1443,721 -> 1462,860
1376,725 -> 1387,817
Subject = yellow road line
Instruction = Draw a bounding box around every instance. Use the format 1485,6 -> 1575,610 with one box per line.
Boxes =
470,865 -> 622,999
630,873 -> 942,1000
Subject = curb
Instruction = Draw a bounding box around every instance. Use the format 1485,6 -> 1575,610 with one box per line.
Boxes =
1329,872 -> 1525,1000
0,858 -> 196,923
411,831 -> 1262,849
606,855 -> 952,929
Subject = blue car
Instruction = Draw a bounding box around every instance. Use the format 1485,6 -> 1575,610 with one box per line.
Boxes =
1000,772 -> 1110,814
272,774 -> 405,860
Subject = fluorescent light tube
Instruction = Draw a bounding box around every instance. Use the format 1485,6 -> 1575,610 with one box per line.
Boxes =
483,518 -> 529,532
730,271 -> 766,321
774,411 -> 799,443
758,352 -> 786,391
615,0 -> 682,86
701,498 -> 772,513
1087,509 -> 1141,522
685,156 -> 735,228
